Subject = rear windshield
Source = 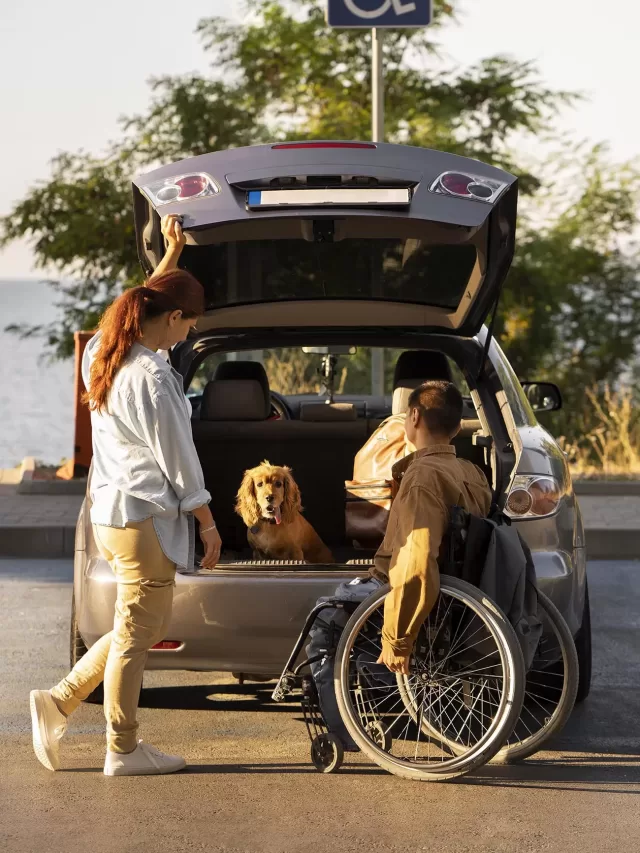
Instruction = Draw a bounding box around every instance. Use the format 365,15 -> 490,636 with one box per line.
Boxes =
188,346 -> 471,398
182,240 -> 477,310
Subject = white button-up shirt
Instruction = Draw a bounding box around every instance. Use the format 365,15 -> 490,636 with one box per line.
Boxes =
83,332 -> 211,570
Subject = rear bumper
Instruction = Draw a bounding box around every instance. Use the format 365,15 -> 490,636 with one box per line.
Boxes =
77,555 -> 364,674
76,545 -> 586,674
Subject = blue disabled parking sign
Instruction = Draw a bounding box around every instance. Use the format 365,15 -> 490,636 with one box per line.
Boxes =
327,0 -> 431,28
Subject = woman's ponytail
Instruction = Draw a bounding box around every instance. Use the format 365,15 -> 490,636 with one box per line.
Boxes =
83,287 -> 148,412
83,267 -> 204,412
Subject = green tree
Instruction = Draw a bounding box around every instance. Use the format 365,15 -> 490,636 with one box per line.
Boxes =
500,145 -> 640,438
2,151 -> 139,356
2,0 -> 639,442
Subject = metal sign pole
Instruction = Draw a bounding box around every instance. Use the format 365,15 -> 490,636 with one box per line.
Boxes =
371,27 -> 384,142
371,27 -> 385,396
326,2 -> 432,395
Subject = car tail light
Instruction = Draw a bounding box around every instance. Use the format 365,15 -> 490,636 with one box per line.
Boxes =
505,475 -> 562,519
175,175 -> 209,197
152,640 -> 182,650
430,170 -> 508,204
142,172 -> 219,207
271,142 -> 377,150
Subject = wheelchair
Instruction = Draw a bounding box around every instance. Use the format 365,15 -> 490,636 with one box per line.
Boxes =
272,535 -> 578,781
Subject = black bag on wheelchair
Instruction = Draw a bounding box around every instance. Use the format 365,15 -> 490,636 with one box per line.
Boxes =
442,506 -> 542,670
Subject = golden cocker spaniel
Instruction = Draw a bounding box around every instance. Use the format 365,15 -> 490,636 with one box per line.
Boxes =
235,461 -> 335,564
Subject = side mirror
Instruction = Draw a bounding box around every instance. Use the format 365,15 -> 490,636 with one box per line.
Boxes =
521,382 -> 562,412
302,346 -> 356,355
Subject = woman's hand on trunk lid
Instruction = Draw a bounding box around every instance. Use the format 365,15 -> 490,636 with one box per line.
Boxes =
161,214 -> 186,251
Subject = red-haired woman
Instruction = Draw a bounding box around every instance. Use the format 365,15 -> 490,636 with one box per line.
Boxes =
30,215 -> 221,776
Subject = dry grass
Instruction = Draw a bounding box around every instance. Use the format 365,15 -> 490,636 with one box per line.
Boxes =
559,385 -> 640,479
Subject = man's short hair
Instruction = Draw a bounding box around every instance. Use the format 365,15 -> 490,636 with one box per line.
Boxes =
407,380 -> 463,437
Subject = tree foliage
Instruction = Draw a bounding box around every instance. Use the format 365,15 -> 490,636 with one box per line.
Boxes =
2,151 -> 140,356
501,146 -> 640,437
2,0 -> 639,440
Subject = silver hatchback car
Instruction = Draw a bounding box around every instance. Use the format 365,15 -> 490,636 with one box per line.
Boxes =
71,142 -> 591,702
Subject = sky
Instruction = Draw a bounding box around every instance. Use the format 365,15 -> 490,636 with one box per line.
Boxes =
1,0 -> 637,279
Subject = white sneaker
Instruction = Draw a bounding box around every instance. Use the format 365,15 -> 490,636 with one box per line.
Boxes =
104,741 -> 187,776
30,690 -> 67,771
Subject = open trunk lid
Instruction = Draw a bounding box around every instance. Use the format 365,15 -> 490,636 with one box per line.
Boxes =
131,141 -> 517,336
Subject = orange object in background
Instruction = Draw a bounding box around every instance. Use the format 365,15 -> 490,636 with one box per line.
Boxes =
57,331 -> 94,480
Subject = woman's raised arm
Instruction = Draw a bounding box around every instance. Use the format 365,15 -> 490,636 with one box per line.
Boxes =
151,215 -> 187,279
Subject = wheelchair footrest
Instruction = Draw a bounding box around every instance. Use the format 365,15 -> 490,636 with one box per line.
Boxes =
272,672 -> 298,702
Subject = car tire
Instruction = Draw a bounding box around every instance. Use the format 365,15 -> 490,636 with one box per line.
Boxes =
574,581 -> 592,704
70,593 -> 104,705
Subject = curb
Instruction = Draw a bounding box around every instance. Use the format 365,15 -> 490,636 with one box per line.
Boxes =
584,529 -> 640,560
574,480 -> 640,496
0,526 -> 76,558
0,525 -> 638,561
16,479 -> 87,496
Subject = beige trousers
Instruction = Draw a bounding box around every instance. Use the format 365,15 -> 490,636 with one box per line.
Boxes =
51,519 -> 176,753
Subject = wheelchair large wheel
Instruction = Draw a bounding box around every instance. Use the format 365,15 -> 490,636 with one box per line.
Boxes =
334,577 -> 525,782
494,590 -> 578,763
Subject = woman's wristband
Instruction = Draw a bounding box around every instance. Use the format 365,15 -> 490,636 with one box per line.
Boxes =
200,523 -> 217,534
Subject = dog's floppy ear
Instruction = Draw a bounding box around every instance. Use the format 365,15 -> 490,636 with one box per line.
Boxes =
236,470 -> 261,527
281,466 -> 302,523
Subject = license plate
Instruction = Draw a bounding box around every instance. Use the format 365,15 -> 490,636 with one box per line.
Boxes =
246,187 -> 411,209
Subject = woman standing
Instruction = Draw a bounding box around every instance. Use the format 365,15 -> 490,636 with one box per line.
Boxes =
30,215 -> 221,776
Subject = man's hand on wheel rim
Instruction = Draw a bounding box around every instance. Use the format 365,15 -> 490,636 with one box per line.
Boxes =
377,647 -> 410,674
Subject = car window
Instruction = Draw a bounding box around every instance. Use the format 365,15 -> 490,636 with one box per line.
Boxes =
181,238 -> 477,311
189,347 -> 468,399
489,340 -> 537,427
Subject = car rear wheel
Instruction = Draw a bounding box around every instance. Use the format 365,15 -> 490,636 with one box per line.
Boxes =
70,593 -> 104,705
493,590 -> 578,763
574,581 -> 592,704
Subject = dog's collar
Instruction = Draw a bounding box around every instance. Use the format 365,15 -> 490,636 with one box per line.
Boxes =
250,519 -> 278,534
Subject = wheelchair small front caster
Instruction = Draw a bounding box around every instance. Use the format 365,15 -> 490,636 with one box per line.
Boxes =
311,733 -> 344,773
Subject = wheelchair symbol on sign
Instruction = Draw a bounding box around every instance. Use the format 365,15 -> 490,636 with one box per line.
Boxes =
343,0 -> 417,19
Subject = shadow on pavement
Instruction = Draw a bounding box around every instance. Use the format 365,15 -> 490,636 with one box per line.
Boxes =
464,691 -> 640,793
138,682 -> 293,713
58,762 -> 387,775
183,762 -> 385,776
60,755 -> 640,786
465,753 -> 640,794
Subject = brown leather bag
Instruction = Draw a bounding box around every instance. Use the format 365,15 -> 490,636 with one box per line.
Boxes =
345,479 -> 393,549
345,414 -> 414,548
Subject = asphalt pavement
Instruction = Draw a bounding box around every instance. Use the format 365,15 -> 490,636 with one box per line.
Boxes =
0,558 -> 639,853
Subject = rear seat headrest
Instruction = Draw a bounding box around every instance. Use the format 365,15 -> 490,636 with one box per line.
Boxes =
392,350 -> 454,415
200,379 -> 271,421
393,350 -> 453,387
214,360 -> 270,401
300,402 -> 357,422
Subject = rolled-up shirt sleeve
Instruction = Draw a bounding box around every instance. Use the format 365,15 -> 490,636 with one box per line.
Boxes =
382,484 -> 447,656
133,383 -> 211,513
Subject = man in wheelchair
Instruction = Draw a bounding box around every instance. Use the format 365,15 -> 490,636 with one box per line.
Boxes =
306,380 -> 492,749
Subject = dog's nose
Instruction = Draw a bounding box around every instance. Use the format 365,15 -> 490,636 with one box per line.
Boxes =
266,494 -> 275,503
